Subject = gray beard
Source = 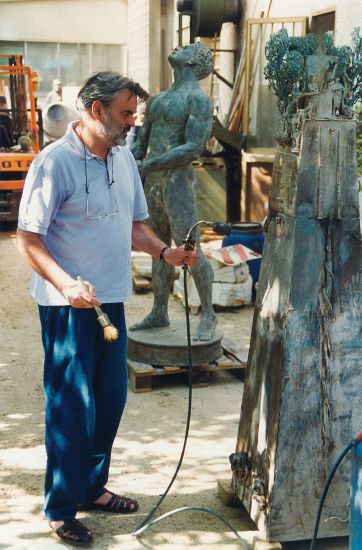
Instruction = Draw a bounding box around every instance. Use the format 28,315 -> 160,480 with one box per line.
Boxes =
96,117 -> 127,147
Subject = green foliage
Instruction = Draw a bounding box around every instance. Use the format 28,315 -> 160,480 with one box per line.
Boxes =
356,103 -> 362,176
289,33 -> 320,56
350,28 -> 362,106
323,28 -> 362,106
264,29 -> 319,113
265,28 -> 362,113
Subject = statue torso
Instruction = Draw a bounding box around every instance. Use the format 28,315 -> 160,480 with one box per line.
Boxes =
146,88 -> 203,158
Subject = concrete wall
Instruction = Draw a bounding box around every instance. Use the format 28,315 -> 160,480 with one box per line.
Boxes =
242,0 -> 362,46
218,23 -> 239,124
0,0 -> 127,44
127,0 -> 163,94
127,0 -> 175,95
127,0 -> 151,90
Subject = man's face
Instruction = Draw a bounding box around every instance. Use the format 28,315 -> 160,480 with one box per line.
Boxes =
97,89 -> 137,147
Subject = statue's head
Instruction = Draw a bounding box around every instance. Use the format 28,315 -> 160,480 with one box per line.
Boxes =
168,43 -> 213,80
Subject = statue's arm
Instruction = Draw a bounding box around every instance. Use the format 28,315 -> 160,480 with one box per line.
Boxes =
130,99 -> 152,160
138,93 -> 213,177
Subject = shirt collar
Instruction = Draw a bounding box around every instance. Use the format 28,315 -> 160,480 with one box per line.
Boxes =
65,121 -> 119,160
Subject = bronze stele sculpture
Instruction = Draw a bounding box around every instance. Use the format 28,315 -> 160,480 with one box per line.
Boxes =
130,43 -> 217,341
231,29 -> 362,543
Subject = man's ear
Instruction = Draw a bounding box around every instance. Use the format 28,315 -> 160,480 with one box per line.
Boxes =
91,100 -> 103,121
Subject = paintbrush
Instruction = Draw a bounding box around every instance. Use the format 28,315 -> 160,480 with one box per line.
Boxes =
77,276 -> 119,342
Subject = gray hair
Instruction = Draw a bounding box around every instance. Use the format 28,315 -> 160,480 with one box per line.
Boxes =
77,71 -> 149,110
188,43 -> 213,80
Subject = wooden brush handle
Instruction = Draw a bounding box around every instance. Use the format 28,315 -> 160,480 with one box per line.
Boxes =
93,304 -> 103,316
77,276 -> 110,326
77,275 -> 91,295
77,276 -> 100,311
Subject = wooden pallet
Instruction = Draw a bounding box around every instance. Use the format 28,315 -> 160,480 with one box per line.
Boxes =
132,274 -> 152,292
127,342 -> 247,393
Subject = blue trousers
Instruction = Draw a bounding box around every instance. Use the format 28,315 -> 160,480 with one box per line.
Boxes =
38,303 -> 128,521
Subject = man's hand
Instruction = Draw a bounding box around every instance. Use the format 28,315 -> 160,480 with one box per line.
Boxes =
16,229 -> 102,308
61,279 -> 102,309
163,246 -> 198,267
132,221 -> 198,267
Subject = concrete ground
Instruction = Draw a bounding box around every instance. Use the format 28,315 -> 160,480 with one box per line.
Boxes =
0,222 -> 350,549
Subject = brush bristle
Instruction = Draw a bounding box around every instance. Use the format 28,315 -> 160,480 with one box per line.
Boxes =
103,324 -> 119,342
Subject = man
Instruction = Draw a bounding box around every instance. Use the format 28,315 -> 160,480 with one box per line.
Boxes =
0,95 -> 9,115
130,42 -> 217,341
0,95 -> 13,147
16,71 -> 197,546
44,78 -> 63,105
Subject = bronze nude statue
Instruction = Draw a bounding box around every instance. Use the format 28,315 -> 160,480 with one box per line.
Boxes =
130,43 -> 217,341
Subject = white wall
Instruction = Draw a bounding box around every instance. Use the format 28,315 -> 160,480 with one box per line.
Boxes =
127,0 -> 164,94
127,0 -> 161,94
218,23 -> 238,124
334,0 -> 362,45
242,0 -> 362,46
0,0 -> 128,44
127,0 -> 151,91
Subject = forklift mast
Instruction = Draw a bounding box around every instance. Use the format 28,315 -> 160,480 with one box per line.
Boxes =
0,54 -> 41,222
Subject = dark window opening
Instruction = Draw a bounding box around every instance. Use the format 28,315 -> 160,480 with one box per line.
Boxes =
310,11 -> 335,37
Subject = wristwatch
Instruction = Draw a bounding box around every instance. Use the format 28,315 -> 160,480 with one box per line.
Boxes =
159,246 -> 169,263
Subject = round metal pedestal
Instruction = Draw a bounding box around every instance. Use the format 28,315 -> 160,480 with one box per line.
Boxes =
127,319 -> 223,366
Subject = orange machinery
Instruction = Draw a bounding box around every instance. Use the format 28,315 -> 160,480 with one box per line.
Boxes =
0,54 -> 40,221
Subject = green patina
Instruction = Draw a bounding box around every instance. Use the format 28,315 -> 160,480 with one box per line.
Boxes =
264,28 -> 362,148
323,28 -> 362,107
265,28 -> 362,114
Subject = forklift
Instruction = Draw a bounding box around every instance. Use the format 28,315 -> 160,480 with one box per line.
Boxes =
0,54 -> 42,222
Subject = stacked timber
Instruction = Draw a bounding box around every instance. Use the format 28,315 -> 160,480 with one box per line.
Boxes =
131,250 -> 152,292
132,242 -> 261,309
173,243 -> 258,312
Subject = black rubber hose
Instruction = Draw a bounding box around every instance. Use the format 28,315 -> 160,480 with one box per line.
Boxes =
133,505 -> 248,548
309,441 -> 354,550
132,265 -> 194,535
132,265 -> 246,547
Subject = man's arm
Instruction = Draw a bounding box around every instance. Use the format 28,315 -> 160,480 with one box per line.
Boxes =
136,92 -> 213,178
132,221 -> 198,267
16,228 -> 101,308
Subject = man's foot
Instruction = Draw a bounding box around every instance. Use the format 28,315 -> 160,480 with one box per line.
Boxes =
79,490 -> 139,514
129,312 -> 169,331
193,313 -> 218,341
50,519 -> 93,546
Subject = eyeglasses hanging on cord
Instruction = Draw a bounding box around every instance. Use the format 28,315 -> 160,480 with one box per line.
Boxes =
82,140 -> 119,220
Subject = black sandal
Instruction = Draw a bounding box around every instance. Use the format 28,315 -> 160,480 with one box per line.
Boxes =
51,519 -> 93,546
79,491 -> 139,514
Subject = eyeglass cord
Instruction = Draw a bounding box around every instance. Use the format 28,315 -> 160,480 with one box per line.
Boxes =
80,133 -> 114,195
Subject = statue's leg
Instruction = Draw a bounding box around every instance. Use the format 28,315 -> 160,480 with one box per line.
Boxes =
164,168 -> 217,341
189,252 -> 217,341
130,175 -> 175,331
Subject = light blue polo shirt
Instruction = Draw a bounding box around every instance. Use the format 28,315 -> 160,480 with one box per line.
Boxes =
18,121 -> 149,305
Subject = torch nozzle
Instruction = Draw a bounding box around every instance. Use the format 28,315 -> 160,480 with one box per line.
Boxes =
184,220 -> 232,249
208,221 -> 232,236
